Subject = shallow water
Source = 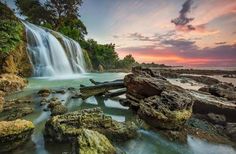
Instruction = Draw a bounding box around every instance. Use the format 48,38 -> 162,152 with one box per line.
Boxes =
5,73 -> 236,154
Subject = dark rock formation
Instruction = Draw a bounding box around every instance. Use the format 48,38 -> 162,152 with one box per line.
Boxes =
226,123 -> 236,142
190,90 -> 236,123
0,119 -> 34,153
44,108 -> 137,143
124,66 -> 194,130
180,75 -> 220,85
199,82 -> 236,101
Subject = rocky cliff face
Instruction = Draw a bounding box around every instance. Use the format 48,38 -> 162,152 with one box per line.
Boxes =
0,2 -> 32,77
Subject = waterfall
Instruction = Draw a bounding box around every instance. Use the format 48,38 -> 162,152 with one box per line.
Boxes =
23,21 -> 86,77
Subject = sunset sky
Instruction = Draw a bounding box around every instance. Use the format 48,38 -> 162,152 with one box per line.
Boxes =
7,0 -> 236,67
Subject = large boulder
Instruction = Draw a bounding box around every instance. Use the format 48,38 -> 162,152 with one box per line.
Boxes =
0,74 -> 27,94
0,119 -> 34,153
45,108 -> 137,143
124,67 -> 194,130
73,129 -> 116,154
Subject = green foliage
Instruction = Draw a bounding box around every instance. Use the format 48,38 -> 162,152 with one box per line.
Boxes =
117,54 -> 136,69
82,39 -> 119,69
0,20 -> 23,53
58,18 -> 87,43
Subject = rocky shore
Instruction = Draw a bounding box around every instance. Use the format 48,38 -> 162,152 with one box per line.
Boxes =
0,66 -> 236,153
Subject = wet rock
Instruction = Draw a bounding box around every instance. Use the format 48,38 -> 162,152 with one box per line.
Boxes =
2,99 -> 34,120
54,89 -> 66,94
226,123 -> 236,142
50,104 -> 67,116
132,66 -> 165,79
0,119 -> 34,153
190,90 -> 236,123
73,129 -> 116,154
138,92 -> 193,130
44,108 -> 137,143
47,99 -> 67,116
0,74 -> 27,94
40,98 -> 48,106
6,106 -> 34,120
38,88 -> 51,97
180,75 -> 220,86
199,82 -> 236,101
124,68 -> 194,130
207,113 -> 226,125
161,117 -> 232,144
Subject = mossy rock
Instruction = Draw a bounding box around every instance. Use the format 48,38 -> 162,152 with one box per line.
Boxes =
0,119 -> 34,152
75,129 -> 116,154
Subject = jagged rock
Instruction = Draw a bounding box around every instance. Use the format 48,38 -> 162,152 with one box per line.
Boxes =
190,90 -> 236,123
137,91 -> 193,130
226,123 -> 236,142
0,74 -> 27,94
199,82 -> 236,101
73,129 -> 116,154
44,108 -> 137,142
38,88 -> 51,97
124,68 -> 194,130
0,119 -> 34,153
180,75 -> 220,85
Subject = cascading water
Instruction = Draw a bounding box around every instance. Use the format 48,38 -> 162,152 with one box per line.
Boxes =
23,21 -> 86,77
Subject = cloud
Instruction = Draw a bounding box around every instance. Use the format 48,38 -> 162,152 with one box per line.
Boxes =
171,0 -> 195,31
215,42 -> 227,45
117,40 -> 236,66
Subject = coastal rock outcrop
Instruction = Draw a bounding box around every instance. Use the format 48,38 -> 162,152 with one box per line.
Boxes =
124,67 -> 194,130
180,75 -> 220,86
44,108 -> 137,143
0,74 -> 27,94
73,129 -> 116,154
190,90 -> 236,123
199,82 -> 236,101
0,119 -> 34,153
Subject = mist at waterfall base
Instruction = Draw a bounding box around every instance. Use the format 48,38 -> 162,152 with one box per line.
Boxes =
23,21 -> 86,78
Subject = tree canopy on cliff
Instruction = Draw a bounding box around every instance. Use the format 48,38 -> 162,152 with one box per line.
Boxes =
15,0 -> 87,42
